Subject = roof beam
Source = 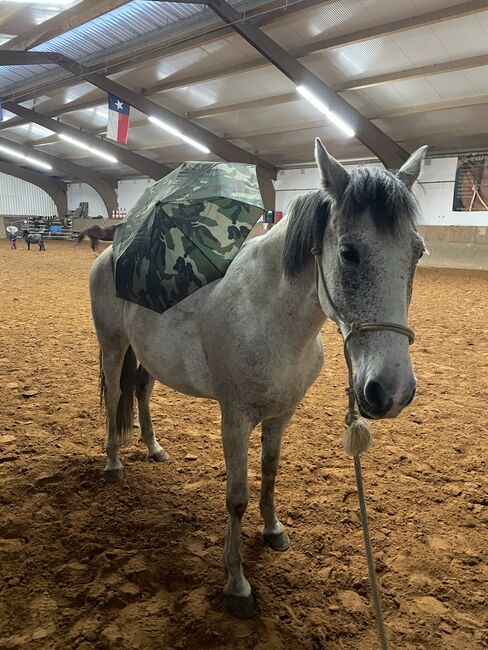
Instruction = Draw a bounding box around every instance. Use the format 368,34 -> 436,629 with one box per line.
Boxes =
337,53 -> 488,91
0,93 -> 107,133
141,59 -> 269,95
371,94 -> 488,119
207,0 -> 408,168
0,0 -> 130,52
0,0 -> 326,106
0,51 -> 277,177
294,0 -> 488,58
2,100 -> 171,180
140,0 -> 488,97
0,160 -> 67,218
0,136 -> 117,216
54,54 -> 277,177
189,92 -> 299,119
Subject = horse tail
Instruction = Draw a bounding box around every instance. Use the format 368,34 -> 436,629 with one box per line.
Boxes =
99,346 -> 137,446
77,230 -> 86,245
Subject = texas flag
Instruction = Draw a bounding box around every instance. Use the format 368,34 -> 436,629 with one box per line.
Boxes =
107,94 -> 130,144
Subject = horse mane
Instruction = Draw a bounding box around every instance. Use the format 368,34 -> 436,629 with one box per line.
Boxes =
282,166 -> 420,279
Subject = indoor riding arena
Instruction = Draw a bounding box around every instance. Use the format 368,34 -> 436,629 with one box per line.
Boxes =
0,2 -> 487,650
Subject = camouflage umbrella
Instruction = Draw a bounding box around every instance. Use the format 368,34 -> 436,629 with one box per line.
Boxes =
113,161 -> 265,313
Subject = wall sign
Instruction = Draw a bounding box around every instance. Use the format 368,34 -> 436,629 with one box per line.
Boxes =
453,154 -> 488,211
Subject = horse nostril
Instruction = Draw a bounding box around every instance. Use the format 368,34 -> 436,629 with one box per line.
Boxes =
364,380 -> 392,415
403,385 -> 416,407
364,380 -> 382,410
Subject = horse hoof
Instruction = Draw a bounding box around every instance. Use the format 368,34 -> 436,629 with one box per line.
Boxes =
149,451 -> 170,463
225,592 -> 256,619
263,530 -> 290,552
104,468 -> 124,483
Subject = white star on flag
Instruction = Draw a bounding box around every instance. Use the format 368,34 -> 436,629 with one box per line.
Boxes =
115,100 -> 124,110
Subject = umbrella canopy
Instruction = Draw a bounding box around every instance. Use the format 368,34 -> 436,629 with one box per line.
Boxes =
113,161 -> 265,313
5,225 -> 18,234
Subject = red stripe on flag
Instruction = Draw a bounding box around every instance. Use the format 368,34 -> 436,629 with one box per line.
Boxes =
117,113 -> 129,144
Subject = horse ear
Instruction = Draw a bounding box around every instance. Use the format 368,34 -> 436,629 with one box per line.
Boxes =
314,138 -> 349,201
397,145 -> 428,189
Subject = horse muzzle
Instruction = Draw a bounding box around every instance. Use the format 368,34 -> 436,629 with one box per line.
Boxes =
356,379 -> 416,420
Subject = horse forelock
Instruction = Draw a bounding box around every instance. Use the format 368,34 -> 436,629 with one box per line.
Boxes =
340,167 -> 419,234
282,167 -> 419,279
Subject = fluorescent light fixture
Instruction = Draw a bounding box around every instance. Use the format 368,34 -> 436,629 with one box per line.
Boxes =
148,116 -> 210,154
58,133 -> 117,163
0,144 -> 52,171
296,85 -> 355,138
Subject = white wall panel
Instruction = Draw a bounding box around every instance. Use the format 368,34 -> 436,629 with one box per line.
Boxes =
275,157 -> 488,226
0,172 -> 57,216
67,182 -> 109,217
118,178 -> 155,212
65,178 -> 156,218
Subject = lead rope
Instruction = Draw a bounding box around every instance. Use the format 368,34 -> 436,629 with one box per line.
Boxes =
311,249 -> 415,650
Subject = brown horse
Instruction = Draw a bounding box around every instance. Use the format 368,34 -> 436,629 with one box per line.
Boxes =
77,224 -> 118,253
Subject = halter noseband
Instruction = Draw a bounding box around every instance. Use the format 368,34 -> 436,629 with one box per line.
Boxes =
311,246 -> 415,434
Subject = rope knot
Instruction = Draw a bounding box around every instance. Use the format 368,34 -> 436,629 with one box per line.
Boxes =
343,417 -> 373,457
310,246 -> 322,256
345,408 -> 359,427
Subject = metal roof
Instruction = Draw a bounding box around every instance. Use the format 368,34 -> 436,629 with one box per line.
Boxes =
0,0 -> 487,178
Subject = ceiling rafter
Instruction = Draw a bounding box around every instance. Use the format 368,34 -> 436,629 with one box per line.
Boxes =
0,135 -> 118,215
187,82 -> 488,123
5,1 -> 482,152
2,99 -> 172,180
0,0 -> 326,106
336,53 -> 488,91
206,0 -> 408,168
0,159 -> 67,218
0,51 -> 277,178
0,0 -> 130,52
140,0 -> 488,96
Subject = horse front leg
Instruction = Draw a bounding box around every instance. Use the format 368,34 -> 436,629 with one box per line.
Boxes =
260,411 -> 294,552
221,409 -> 255,618
135,366 -> 169,462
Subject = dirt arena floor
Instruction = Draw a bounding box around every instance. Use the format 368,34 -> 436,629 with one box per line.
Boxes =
0,239 -> 487,650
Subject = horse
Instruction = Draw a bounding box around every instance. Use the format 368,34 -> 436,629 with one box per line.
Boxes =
89,139 -> 427,619
77,223 -> 118,253
22,230 -> 45,251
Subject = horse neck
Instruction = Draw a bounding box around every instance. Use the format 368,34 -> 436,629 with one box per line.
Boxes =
254,221 -> 326,340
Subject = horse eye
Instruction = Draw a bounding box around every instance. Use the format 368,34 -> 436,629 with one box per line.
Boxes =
339,245 -> 360,265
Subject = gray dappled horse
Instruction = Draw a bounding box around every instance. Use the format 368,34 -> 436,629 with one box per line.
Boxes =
22,230 -> 45,251
89,139 -> 427,618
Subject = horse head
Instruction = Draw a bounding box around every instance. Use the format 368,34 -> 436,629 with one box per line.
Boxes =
314,139 -> 427,420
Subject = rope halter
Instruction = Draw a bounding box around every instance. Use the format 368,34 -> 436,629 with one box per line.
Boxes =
311,245 -> 416,650
310,246 -> 415,456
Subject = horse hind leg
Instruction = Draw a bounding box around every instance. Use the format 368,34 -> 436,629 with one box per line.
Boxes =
135,365 -> 169,462
260,411 -> 293,552
100,342 -> 137,482
89,236 -> 99,255
221,408 -> 256,618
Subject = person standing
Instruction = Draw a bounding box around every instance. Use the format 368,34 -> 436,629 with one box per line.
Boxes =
6,225 -> 19,249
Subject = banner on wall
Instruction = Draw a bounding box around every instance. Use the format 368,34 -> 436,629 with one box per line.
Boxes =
453,154 -> 488,211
